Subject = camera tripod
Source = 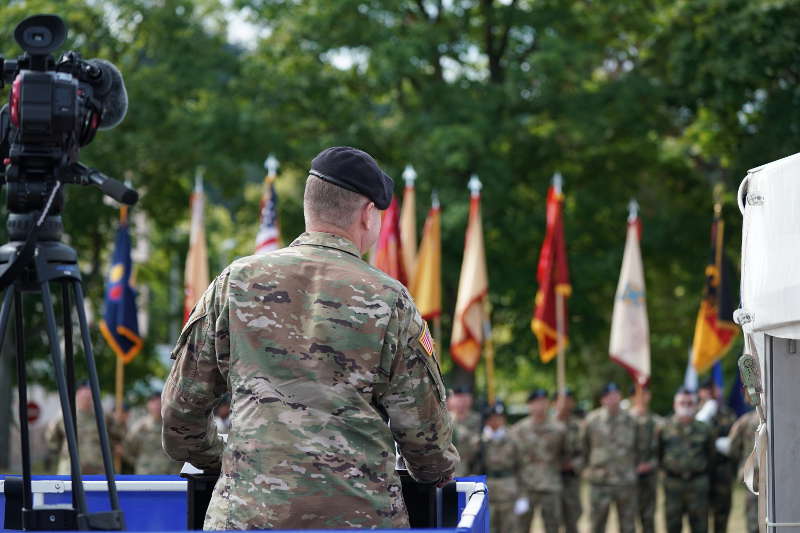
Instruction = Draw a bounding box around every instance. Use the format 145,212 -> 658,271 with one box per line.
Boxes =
0,213 -> 125,530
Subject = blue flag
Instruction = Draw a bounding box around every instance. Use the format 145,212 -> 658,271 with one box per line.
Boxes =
100,215 -> 142,363
728,367 -> 751,417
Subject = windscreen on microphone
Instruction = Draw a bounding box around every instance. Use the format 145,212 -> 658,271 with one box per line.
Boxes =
87,59 -> 128,130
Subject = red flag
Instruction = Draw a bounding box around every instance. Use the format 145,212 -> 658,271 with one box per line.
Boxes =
532,185 -> 571,363
373,197 -> 407,285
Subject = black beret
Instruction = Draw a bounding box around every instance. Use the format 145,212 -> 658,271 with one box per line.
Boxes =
552,387 -> 574,399
451,385 -> 473,395
698,376 -> 715,390
310,146 -> 394,210
676,386 -> 696,396
148,390 -> 162,400
601,382 -> 621,397
483,401 -> 506,417
527,388 -> 550,402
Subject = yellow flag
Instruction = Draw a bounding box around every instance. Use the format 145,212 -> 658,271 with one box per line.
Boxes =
400,182 -> 417,281
410,197 -> 441,319
450,181 -> 489,371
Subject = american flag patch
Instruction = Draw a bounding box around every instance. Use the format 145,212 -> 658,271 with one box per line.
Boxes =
419,322 -> 435,357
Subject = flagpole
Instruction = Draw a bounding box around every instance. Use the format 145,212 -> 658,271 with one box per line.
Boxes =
114,206 -> 128,472
553,173 -> 567,395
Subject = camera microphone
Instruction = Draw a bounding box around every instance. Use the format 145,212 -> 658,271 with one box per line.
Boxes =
86,58 -> 128,130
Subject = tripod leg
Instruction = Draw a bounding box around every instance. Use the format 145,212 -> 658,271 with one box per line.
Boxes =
39,281 -> 88,517
12,288 -> 33,512
70,280 -> 122,514
61,282 -> 79,513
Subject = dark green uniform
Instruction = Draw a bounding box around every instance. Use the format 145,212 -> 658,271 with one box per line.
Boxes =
659,417 -> 714,533
708,404 -> 737,532
635,411 -> 661,533
729,410 -> 759,533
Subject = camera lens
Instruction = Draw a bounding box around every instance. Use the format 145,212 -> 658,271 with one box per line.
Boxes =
22,26 -> 53,49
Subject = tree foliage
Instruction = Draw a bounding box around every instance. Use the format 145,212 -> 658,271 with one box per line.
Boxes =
2,0 -> 797,412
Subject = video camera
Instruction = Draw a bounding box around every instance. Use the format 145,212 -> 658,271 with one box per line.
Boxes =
0,14 -> 136,243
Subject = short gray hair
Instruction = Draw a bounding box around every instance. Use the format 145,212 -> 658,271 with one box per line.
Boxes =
303,175 -> 367,229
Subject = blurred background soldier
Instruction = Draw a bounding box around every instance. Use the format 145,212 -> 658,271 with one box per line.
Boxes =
659,388 -> 714,533
511,388 -> 565,533
213,393 -> 232,435
555,388 -> 583,533
471,401 -> 519,533
630,383 -> 661,533
447,386 -> 481,476
123,392 -> 181,475
696,377 -> 736,532
582,382 -> 640,533
109,402 -> 134,474
728,405 -> 759,533
45,382 -> 106,475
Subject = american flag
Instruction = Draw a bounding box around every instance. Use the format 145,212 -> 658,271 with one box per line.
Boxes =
255,174 -> 281,254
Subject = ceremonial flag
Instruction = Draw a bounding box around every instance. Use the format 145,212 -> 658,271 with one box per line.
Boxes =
373,197 -> 407,285
100,208 -> 143,364
410,193 -> 441,320
532,184 -> 571,363
399,165 -> 418,281
450,176 -> 489,372
183,174 -> 209,323
691,211 -> 738,372
255,173 -> 281,254
728,366 -> 750,417
609,203 -> 650,385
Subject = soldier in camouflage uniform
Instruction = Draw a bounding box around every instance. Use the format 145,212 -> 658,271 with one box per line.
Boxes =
659,388 -> 715,533
162,147 -> 458,530
470,401 -> 520,533
448,386 -> 481,477
630,383 -> 661,533
45,383 -> 107,475
582,382 -> 642,533
123,393 -> 181,475
728,408 -> 759,533
511,388 -> 566,533
697,378 -> 737,532
555,388 -> 583,533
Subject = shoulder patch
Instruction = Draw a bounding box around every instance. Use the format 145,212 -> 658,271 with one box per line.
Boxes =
418,321 -> 435,357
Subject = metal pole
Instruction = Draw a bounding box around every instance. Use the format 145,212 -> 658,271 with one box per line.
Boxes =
13,288 -> 33,511
556,291 -> 566,394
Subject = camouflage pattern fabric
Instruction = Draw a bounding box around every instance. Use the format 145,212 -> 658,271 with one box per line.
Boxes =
729,410 -> 759,533
634,411 -> 662,533
452,412 -> 481,477
659,417 -> 714,533
123,415 -> 181,475
582,407 -> 640,533
589,483 -> 637,533
511,416 -> 566,533
470,428 -> 520,533
708,404 -> 737,532
560,415 -> 584,533
162,232 -> 458,530
46,408 -> 107,475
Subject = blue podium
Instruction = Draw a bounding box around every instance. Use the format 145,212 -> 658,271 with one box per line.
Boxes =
0,475 -> 488,532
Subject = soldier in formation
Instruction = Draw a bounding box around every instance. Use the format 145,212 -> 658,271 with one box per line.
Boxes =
697,378 -> 737,532
582,382 -> 642,533
123,392 -> 181,475
659,387 -> 715,533
470,401 -> 520,533
511,388 -> 566,533
555,388 -> 583,533
729,406 -> 759,533
630,383 -> 661,533
161,146 -> 458,530
447,386 -> 481,477
45,382 -> 107,475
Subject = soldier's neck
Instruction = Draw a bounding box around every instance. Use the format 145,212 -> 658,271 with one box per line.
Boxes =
306,224 -> 365,254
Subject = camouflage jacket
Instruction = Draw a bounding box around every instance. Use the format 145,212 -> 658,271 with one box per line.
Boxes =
728,409 -> 759,482
471,427 -> 520,500
162,231 -> 458,530
581,407 -> 641,485
560,414 -> 584,474
124,415 -> 181,475
510,416 -> 566,492
46,408 -> 108,475
633,411 -> 662,469
658,417 -> 714,477
452,411 -> 481,477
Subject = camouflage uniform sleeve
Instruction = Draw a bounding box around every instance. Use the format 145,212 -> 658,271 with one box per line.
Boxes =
123,422 -> 142,460
728,416 -> 745,463
161,271 -> 230,471
568,422 -> 585,472
378,289 -> 459,484
45,418 -> 64,461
